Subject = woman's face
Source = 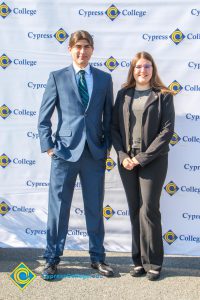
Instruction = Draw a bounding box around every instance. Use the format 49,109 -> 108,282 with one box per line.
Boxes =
133,58 -> 153,88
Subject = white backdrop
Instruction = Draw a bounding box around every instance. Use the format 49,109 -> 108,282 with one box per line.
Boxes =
1,0 -> 200,255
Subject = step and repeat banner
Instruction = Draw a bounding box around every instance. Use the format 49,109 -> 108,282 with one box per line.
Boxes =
1,0 -> 200,255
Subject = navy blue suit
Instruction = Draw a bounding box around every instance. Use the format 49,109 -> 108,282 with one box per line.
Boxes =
38,65 -> 113,264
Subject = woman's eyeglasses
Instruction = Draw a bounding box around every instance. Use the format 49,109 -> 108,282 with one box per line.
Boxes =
135,64 -> 152,70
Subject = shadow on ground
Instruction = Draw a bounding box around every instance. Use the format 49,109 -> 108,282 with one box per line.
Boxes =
0,248 -> 199,279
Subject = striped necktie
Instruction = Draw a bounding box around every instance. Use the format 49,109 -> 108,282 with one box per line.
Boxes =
78,70 -> 89,108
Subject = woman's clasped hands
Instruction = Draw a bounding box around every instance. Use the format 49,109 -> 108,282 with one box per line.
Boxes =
122,157 -> 139,170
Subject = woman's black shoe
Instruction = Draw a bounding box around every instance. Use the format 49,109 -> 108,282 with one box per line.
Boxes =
130,266 -> 146,277
146,270 -> 160,281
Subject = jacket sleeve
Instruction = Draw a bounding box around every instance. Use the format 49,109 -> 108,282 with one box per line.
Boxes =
111,90 -> 130,164
135,93 -> 175,167
37,72 -> 58,153
103,74 -> 114,151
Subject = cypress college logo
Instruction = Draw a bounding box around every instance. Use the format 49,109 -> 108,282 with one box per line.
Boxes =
0,200 -> 35,216
164,181 -> 179,196
104,56 -> 119,72
168,80 -> 183,94
79,4 -> 147,20
143,28 -> 186,45
163,230 -> 178,245
105,4 -> 120,21
144,27 -> 200,45
169,28 -> 185,45
0,153 -> 11,168
103,205 -> 115,220
0,54 -> 38,69
0,201 -> 11,216
0,2 -> 37,18
0,104 -> 12,119
168,80 -> 200,94
0,54 -> 12,69
54,28 -> 69,44
0,105 -> 37,119
170,132 -> 181,146
106,157 -> 116,171
0,2 -> 11,18
27,28 -> 69,44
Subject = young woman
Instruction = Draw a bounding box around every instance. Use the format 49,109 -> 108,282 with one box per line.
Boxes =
112,52 -> 175,280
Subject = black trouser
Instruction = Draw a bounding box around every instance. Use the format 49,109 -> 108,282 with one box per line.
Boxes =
118,152 -> 168,272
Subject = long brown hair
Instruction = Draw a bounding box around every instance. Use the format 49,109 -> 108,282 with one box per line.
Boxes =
123,51 -> 173,94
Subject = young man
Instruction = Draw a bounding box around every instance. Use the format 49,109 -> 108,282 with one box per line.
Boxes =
38,30 -> 113,279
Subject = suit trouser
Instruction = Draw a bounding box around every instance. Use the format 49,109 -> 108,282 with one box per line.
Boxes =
118,153 -> 168,272
44,144 -> 106,264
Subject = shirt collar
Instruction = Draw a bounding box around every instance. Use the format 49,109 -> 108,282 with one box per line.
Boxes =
73,62 -> 91,75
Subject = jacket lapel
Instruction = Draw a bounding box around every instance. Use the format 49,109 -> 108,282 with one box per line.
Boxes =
86,65 -> 96,110
65,65 -> 83,105
123,89 -> 134,152
143,89 -> 159,112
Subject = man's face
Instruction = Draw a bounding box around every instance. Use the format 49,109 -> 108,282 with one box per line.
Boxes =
68,39 -> 93,68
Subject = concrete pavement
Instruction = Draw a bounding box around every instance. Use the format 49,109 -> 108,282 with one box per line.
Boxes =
0,248 -> 199,300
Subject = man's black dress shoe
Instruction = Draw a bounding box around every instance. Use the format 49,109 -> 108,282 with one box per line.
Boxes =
130,266 -> 146,277
91,262 -> 114,277
146,270 -> 160,281
42,263 -> 57,280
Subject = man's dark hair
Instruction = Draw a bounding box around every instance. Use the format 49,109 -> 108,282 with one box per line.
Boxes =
69,30 -> 94,48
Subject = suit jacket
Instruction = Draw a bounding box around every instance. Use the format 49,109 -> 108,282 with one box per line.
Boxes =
111,87 -> 175,167
38,64 -> 113,162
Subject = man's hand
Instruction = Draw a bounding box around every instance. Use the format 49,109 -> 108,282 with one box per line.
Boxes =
47,148 -> 54,157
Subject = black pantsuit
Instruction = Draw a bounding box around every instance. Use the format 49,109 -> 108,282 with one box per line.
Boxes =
118,153 -> 168,271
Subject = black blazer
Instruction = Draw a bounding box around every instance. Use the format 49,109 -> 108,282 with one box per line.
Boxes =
111,87 -> 175,167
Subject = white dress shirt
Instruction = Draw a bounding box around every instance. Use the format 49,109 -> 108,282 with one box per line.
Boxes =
73,62 -> 93,100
